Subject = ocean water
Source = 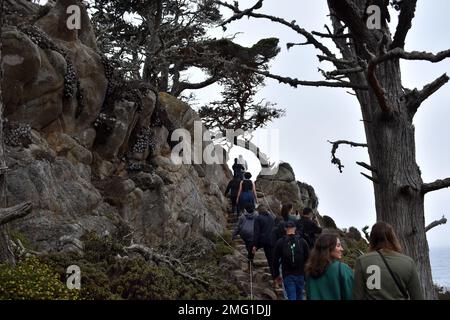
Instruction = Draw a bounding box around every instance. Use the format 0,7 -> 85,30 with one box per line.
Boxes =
430,247 -> 450,291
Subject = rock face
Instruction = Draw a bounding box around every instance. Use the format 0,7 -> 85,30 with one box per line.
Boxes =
256,162 -> 319,215
2,1 -> 232,252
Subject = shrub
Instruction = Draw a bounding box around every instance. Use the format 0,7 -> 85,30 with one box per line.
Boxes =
0,257 -> 79,300
37,231 -> 242,300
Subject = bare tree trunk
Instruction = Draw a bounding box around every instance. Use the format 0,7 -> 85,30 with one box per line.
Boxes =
326,0 -> 437,299
355,58 -> 436,299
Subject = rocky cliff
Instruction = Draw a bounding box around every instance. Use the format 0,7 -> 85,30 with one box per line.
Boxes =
3,0 -> 230,254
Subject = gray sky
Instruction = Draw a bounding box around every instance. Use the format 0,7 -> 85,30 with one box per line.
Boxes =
192,0 -> 450,248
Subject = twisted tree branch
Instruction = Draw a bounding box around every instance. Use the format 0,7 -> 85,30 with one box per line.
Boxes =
216,0 -> 336,58
327,140 -> 368,173
0,202 -> 33,226
240,64 -> 368,89
124,244 -> 210,286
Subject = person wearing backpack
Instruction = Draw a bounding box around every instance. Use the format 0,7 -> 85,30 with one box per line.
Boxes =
232,158 -> 245,180
353,221 -> 423,300
305,233 -> 354,300
296,207 -> 322,250
225,177 -> 242,214
271,203 -> 293,245
232,204 -> 258,268
273,221 -> 310,300
252,204 -> 276,277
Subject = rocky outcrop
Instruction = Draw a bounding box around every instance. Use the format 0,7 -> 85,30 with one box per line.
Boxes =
2,1 -> 232,253
256,162 -> 319,215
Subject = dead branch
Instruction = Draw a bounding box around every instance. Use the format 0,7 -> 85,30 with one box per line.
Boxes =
406,74 -> 449,113
372,48 -> 450,65
425,216 -> 447,233
240,64 -> 368,89
361,172 -> 379,184
0,202 -> 33,226
317,55 -> 356,66
356,161 -> 378,173
327,140 -> 368,173
391,0 -> 418,49
422,178 -> 450,194
326,67 -> 364,77
312,31 -> 352,39
216,0 -> 336,59
218,0 -> 263,28
124,244 -> 210,286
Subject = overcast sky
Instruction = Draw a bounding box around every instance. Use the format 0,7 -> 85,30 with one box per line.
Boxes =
191,0 -> 450,249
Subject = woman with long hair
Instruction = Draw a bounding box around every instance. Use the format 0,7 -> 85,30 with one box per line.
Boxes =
353,221 -> 423,300
305,233 -> 354,300
236,172 -> 258,212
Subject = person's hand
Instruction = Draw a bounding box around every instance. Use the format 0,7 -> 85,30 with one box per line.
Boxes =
275,276 -> 282,285
252,246 -> 257,254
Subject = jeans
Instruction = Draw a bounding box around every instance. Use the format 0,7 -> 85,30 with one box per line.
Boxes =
283,275 -> 305,300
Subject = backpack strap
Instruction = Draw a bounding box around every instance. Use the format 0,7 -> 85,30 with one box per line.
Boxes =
376,250 -> 409,299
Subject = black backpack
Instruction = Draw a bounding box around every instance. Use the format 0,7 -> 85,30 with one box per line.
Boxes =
296,221 -> 314,249
281,235 -> 303,270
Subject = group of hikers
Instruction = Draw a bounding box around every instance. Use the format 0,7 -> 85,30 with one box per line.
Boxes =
225,160 -> 424,300
224,155 -> 258,215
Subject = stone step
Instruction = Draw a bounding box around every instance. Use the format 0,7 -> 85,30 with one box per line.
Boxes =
253,251 -> 266,260
252,259 -> 268,267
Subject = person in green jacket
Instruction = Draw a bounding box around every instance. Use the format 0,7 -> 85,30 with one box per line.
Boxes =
353,221 -> 424,300
305,233 -> 354,300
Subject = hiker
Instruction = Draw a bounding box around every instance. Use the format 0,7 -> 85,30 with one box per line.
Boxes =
273,221 -> 310,300
353,221 -> 423,300
236,172 -> 258,212
272,203 -> 296,246
252,204 -> 276,277
238,154 -> 248,171
224,177 -> 241,214
296,207 -> 322,249
232,158 -> 245,180
305,233 -> 354,300
232,204 -> 258,268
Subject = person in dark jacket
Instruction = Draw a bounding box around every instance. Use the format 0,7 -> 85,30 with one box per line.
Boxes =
273,221 -> 310,300
224,177 -> 241,214
272,203 -> 297,246
232,204 -> 258,269
232,158 -> 245,180
296,207 -> 322,249
252,204 -> 276,277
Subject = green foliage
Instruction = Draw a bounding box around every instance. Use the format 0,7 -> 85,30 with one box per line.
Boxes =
0,257 -> 79,300
341,238 -> 369,269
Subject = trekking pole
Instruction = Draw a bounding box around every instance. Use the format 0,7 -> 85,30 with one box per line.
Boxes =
250,260 -> 253,300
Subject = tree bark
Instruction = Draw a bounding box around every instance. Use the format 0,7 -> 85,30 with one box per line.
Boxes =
326,0 -> 437,299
